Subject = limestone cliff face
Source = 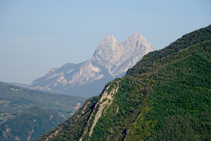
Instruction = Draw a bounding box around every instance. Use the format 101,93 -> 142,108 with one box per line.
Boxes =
29,33 -> 155,97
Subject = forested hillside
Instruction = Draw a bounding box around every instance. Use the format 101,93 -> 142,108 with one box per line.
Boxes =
0,106 -> 63,141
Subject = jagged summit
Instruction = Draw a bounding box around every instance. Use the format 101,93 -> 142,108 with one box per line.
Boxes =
103,35 -> 117,41
94,32 -> 151,56
30,33 -> 155,97
98,32 -> 145,47
127,32 -> 144,41
98,35 -> 117,47
91,33 -> 154,77
126,32 -> 148,46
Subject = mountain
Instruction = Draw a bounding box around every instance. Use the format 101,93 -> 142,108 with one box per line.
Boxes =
29,33 -> 155,98
0,81 -> 85,124
38,25 -> 211,141
0,106 -> 63,141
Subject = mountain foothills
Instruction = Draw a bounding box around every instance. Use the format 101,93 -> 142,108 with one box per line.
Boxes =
0,106 -> 63,141
30,33 -> 155,98
0,81 -> 85,140
0,81 -> 85,123
38,25 -> 211,141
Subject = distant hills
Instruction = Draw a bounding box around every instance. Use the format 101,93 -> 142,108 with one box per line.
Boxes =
38,25 -> 211,140
0,81 -> 86,140
0,106 -> 63,141
29,33 -> 155,98
0,81 -> 85,123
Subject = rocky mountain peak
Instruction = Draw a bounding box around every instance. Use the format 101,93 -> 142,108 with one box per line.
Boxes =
100,35 -> 117,43
127,32 -> 146,43
97,35 -> 117,50
30,33 -> 155,97
92,34 -> 117,58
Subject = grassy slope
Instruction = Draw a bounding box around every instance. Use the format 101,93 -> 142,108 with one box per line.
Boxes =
0,81 -> 86,123
38,25 -> 211,141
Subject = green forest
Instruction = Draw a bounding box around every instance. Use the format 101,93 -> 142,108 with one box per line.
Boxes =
0,106 -> 63,141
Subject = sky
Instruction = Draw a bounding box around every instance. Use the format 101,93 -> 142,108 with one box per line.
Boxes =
0,0 -> 210,84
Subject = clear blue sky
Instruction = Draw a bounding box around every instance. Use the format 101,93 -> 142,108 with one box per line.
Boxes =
0,0 -> 210,84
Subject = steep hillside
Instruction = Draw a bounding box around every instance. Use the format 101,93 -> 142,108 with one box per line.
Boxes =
0,81 -> 85,123
38,25 -> 211,141
30,33 -> 155,98
0,106 -> 63,141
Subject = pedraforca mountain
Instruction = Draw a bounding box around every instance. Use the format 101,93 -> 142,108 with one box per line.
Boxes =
38,25 -> 211,141
29,33 -> 155,97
